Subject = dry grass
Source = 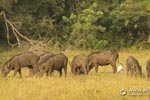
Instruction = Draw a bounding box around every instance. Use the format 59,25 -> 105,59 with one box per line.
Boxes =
0,49 -> 150,100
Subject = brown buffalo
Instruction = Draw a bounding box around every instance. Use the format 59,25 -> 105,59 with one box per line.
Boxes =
31,50 -> 54,72
38,52 -> 54,65
1,52 -> 39,77
38,53 -> 68,77
71,54 -> 88,75
146,58 -> 150,80
126,56 -> 142,77
87,50 -> 119,73
37,52 -> 55,76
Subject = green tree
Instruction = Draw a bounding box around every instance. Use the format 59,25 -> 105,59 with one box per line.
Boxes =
63,2 -> 106,49
109,0 -> 150,48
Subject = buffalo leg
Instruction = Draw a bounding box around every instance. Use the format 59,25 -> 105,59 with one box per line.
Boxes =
14,66 -> 20,77
49,71 -> 53,77
38,68 -> 46,78
48,69 -> 53,77
76,68 -> 80,75
29,68 -> 34,77
127,70 -> 130,77
82,66 -> 87,75
33,64 -> 38,75
18,68 -> 22,78
87,63 -> 94,74
95,64 -> 99,73
64,66 -> 67,77
49,67 -> 54,77
27,65 -> 34,77
14,69 -> 18,77
46,69 -> 52,77
73,67 -> 76,74
87,64 -> 92,74
39,70 -> 44,77
60,68 -> 62,77
111,63 -> 117,73
127,65 -> 130,77
134,67 -> 138,77
46,71 -> 48,77
87,66 -> 90,74
130,67 -> 135,77
52,71 -> 55,76
131,70 -> 133,77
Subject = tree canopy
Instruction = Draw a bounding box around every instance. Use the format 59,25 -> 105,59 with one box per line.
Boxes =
0,0 -> 150,50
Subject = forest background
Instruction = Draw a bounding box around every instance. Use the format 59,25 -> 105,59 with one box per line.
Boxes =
0,0 -> 150,50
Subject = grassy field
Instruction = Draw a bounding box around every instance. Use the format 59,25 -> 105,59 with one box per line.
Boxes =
0,48 -> 150,100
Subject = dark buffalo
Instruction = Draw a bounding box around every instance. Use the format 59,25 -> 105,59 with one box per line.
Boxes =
146,58 -> 150,80
37,52 -> 55,76
31,50 -> 54,72
38,52 -> 54,65
71,54 -> 88,75
87,50 -> 119,73
1,52 -> 39,77
38,53 -> 68,77
126,56 -> 142,77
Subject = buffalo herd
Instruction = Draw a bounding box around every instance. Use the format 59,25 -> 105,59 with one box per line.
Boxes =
1,50 -> 150,80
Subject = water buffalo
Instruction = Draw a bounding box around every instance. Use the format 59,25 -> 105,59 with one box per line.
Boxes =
71,54 -> 88,75
1,52 -> 39,77
126,56 -> 142,77
38,53 -> 68,77
87,50 -> 119,73
38,52 -> 54,65
31,51 -> 54,73
146,58 -> 150,80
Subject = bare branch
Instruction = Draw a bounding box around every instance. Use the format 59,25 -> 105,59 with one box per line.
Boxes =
6,19 -> 34,46
12,28 -> 21,47
1,8 -> 34,48
2,10 -> 13,47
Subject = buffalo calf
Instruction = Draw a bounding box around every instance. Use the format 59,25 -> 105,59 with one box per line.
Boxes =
126,56 -> 142,77
71,54 -> 88,75
38,53 -> 68,77
38,52 -> 54,65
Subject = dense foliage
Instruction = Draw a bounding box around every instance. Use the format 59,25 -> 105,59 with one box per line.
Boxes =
0,0 -> 150,49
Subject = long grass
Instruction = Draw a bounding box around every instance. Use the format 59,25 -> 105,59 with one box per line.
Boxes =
0,48 -> 150,100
